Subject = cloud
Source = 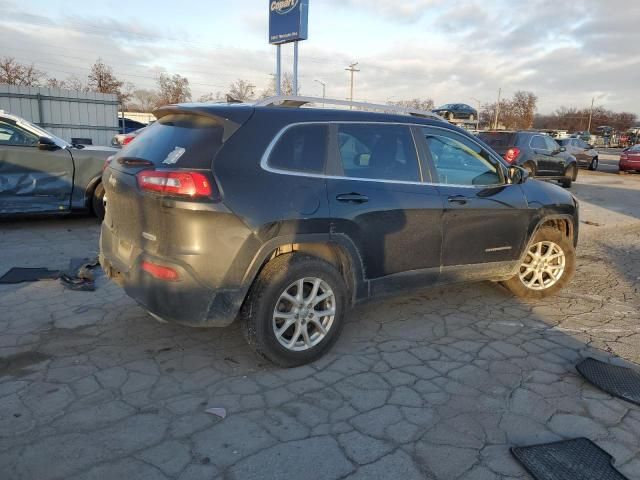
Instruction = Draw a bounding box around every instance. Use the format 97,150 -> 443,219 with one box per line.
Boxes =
326,0 -> 444,23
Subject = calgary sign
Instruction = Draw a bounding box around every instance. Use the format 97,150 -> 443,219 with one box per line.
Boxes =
269,0 -> 309,44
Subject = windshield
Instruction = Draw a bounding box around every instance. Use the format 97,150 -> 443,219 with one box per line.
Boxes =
16,117 -> 69,147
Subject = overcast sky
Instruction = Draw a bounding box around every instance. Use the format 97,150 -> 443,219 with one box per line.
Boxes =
1,0 -> 638,115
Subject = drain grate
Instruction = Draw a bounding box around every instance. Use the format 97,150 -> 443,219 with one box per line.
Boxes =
577,357 -> 640,406
511,438 -> 628,480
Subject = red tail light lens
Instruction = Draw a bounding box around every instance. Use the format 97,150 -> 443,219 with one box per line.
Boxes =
504,147 -> 521,164
141,261 -> 180,281
122,135 -> 135,145
137,170 -> 215,198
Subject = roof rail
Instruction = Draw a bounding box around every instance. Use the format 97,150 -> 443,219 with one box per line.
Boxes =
254,95 -> 442,120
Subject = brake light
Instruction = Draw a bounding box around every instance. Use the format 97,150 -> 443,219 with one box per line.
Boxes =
504,147 -> 521,164
141,261 -> 180,281
137,170 -> 215,198
122,135 -> 135,145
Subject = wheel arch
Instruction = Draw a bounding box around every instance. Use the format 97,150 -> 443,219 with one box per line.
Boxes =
84,174 -> 103,210
240,234 -> 367,306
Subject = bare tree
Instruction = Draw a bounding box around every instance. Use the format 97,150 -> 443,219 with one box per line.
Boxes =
534,106 -> 637,133
388,98 -> 435,111
157,73 -> 191,106
46,75 -> 88,92
259,72 -> 296,98
198,92 -> 224,103
480,91 -> 538,130
0,57 -> 43,86
87,59 -> 129,104
127,89 -> 160,112
226,79 -> 256,102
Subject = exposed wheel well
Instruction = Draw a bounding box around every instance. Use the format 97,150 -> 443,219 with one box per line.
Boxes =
541,218 -> 572,241
258,242 -> 358,304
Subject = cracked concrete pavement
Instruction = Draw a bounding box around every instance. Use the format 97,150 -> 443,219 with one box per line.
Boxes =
1,166 -> 639,479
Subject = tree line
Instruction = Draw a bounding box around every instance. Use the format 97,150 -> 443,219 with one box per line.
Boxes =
1,57 -> 636,131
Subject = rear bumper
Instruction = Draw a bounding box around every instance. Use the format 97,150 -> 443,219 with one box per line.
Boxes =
100,233 -> 245,328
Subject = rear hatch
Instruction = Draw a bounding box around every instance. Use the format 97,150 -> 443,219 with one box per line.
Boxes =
102,105 -> 253,270
478,131 -> 517,157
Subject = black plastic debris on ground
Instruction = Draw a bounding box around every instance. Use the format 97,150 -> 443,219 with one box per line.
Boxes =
511,438 -> 628,480
577,357 -> 640,406
59,257 -> 100,292
0,268 -> 60,284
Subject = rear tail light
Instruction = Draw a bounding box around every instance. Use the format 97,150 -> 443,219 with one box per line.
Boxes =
141,261 -> 180,282
503,147 -> 521,164
122,135 -> 135,145
136,170 -> 218,199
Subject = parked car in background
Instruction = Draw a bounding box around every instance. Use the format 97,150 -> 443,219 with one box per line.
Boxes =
556,138 -> 599,170
0,111 -> 116,219
100,98 -> 578,366
619,144 -> 640,173
118,117 -> 147,134
111,126 -> 147,148
478,131 -> 578,187
432,103 -> 478,121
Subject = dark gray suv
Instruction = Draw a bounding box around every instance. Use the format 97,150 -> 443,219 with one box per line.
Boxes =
100,98 -> 579,366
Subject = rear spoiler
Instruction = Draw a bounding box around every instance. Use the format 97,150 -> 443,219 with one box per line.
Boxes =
153,104 -> 255,142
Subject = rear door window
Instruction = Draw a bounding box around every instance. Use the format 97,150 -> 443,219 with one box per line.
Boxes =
336,124 -> 420,182
116,113 -> 224,169
268,124 -> 328,173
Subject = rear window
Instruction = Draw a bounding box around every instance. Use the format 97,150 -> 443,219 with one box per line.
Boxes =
267,124 -> 328,173
116,113 -> 224,168
478,132 -> 516,148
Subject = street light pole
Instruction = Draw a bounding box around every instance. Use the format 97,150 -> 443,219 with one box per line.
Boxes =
314,79 -> 326,108
587,96 -> 595,133
345,62 -> 359,109
493,88 -> 502,130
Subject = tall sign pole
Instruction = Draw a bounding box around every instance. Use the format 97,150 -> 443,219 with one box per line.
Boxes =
269,0 -> 309,97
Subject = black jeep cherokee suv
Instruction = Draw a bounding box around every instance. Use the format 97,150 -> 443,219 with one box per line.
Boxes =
100,101 -> 579,366
478,131 -> 578,188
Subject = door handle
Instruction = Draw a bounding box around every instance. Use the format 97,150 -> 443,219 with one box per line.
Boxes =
336,193 -> 369,204
447,195 -> 468,205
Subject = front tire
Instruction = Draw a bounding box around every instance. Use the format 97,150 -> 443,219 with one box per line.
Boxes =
91,183 -> 105,220
501,226 -> 575,299
241,253 -> 347,367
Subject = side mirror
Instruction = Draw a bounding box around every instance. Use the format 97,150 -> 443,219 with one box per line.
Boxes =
507,165 -> 528,184
38,136 -> 58,151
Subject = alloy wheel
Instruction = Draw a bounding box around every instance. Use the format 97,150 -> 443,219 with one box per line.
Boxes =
518,241 -> 566,290
272,277 -> 336,352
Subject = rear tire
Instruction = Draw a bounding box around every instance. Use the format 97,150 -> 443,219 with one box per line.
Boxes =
501,226 -> 575,299
588,156 -> 598,171
560,165 -> 575,188
91,183 -> 105,220
241,253 -> 347,367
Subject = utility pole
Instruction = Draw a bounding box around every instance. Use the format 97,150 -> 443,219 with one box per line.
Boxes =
314,79 -> 326,107
587,96 -> 595,133
345,62 -> 359,109
493,88 -> 502,130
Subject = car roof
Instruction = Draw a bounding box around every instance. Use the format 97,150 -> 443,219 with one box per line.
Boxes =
157,102 -> 451,129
